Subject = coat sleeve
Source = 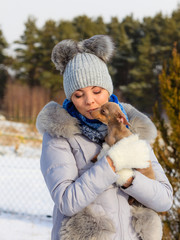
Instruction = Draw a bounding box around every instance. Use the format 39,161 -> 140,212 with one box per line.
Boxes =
40,133 -> 118,217
121,147 -> 173,212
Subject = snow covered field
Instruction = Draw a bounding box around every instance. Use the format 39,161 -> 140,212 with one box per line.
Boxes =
0,213 -> 52,240
0,119 -> 53,239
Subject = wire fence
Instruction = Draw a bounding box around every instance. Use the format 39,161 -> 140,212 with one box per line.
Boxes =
0,125 -> 54,218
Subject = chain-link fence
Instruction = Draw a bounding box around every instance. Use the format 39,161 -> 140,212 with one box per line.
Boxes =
0,143 -> 54,218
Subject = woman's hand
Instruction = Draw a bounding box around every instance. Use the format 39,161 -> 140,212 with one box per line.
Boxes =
136,161 -> 152,174
123,176 -> 134,188
106,156 -> 116,172
136,161 -> 155,179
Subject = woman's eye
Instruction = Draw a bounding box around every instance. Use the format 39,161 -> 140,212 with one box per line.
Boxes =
93,91 -> 101,94
75,95 -> 82,98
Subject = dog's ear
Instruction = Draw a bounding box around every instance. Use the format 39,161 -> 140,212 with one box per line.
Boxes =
116,111 -> 130,126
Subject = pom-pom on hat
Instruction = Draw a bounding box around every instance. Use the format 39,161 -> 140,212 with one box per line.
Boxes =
51,35 -> 114,100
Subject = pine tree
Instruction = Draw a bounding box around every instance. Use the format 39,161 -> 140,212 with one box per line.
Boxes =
13,18 -> 62,97
94,17 -> 107,35
57,20 -> 78,41
73,15 -> 98,39
38,20 -> 61,97
122,13 -> 177,113
14,17 -> 41,86
107,17 -> 135,88
153,44 -> 180,240
126,33 -> 157,112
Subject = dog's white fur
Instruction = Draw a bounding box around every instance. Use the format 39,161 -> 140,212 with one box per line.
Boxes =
116,168 -> 135,186
107,134 -> 150,170
97,142 -> 135,186
98,134 -> 150,187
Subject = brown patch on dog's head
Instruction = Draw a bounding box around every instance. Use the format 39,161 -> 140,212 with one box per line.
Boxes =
90,102 -> 130,126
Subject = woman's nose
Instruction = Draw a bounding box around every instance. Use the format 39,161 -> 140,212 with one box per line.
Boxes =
85,94 -> 94,105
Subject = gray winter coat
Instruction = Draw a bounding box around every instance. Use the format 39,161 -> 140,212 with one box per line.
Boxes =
36,101 -> 173,240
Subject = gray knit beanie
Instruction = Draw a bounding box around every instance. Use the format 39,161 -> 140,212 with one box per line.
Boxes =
51,35 -> 114,100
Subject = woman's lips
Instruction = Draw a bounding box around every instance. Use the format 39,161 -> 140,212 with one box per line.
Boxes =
87,108 -> 98,113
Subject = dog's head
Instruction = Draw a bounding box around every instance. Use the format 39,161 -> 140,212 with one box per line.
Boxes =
90,102 -> 129,126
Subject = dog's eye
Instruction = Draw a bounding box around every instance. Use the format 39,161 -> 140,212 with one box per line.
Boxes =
101,109 -> 106,115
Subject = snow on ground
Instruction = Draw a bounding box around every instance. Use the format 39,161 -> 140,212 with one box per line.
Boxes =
0,119 -> 53,239
0,119 -> 42,140
0,144 -> 54,216
0,213 -> 52,240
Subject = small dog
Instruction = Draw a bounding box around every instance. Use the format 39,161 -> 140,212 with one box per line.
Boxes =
90,102 -> 155,181
90,102 -> 163,240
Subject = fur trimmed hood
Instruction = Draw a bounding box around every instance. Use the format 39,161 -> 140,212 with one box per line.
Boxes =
36,101 -> 81,139
36,101 -> 157,143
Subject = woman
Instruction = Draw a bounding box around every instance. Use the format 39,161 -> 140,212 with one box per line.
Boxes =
36,35 -> 173,240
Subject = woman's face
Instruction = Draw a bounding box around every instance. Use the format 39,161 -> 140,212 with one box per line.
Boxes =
71,86 -> 109,119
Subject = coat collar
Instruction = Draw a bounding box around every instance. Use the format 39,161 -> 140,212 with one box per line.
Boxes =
36,101 -> 157,143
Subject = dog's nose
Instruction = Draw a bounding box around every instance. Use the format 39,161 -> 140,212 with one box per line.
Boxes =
89,108 -> 100,118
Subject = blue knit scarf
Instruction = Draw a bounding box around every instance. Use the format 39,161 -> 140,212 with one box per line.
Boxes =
63,94 -> 128,145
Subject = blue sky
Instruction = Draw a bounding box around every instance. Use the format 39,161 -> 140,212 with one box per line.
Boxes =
0,0 -> 179,44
